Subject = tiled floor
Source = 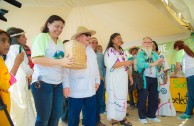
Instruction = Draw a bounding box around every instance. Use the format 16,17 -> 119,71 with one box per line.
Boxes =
30,92 -> 193,126
59,107 -> 194,126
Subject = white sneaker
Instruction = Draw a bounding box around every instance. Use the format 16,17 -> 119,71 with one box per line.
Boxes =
147,117 -> 161,122
139,119 -> 148,124
102,111 -> 107,114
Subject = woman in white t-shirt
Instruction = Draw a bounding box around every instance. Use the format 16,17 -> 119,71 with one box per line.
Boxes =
31,15 -> 74,126
173,40 -> 194,120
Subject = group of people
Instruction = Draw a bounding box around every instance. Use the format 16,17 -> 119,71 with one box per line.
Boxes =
0,27 -> 35,126
0,14 -> 194,126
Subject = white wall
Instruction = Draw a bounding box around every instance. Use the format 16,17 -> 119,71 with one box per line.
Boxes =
0,5 -> 71,47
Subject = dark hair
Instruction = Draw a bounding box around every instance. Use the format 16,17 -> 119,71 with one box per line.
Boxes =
152,41 -> 158,51
41,15 -> 65,33
63,40 -> 69,44
105,33 -> 123,51
6,27 -> 24,45
0,29 -> 11,60
0,29 -> 11,43
174,40 -> 194,58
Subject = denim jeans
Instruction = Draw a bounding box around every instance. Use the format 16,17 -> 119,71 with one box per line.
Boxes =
129,90 -> 135,106
138,76 -> 158,119
61,97 -> 68,122
185,75 -> 194,115
96,80 -> 105,123
31,81 -> 63,126
68,95 -> 96,126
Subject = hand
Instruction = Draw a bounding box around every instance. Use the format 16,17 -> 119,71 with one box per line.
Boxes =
171,73 -> 178,78
125,60 -> 134,66
158,58 -> 164,64
154,58 -> 164,66
158,60 -> 163,67
85,55 -> 87,62
14,52 -> 24,67
100,76 -> 104,81
163,76 -> 168,84
95,83 -> 99,91
63,88 -> 70,98
129,75 -> 134,85
60,54 -> 74,67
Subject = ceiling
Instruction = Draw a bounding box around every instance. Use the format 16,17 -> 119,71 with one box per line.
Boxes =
0,0 -> 193,48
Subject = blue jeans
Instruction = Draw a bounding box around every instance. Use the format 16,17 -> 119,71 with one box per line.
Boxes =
185,75 -> 194,115
68,95 -> 96,126
129,90 -> 135,106
31,81 -> 63,126
96,80 -> 105,123
61,97 -> 68,122
138,76 -> 158,119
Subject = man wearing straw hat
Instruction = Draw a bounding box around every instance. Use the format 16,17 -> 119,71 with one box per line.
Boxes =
63,26 -> 100,126
128,46 -> 139,109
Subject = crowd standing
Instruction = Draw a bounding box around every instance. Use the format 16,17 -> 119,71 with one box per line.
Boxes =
0,14 -> 194,126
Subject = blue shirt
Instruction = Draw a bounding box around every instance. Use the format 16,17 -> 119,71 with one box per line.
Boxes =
96,52 -> 106,78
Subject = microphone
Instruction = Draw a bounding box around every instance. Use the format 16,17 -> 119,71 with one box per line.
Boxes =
3,0 -> 22,8
0,9 -> 8,22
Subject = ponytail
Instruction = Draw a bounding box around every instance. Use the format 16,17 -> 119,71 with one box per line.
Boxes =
174,40 -> 194,58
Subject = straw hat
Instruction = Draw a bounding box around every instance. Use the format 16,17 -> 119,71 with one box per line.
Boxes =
71,26 -> 96,40
129,46 -> 139,54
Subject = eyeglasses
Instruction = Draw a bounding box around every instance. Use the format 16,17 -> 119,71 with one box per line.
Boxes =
143,41 -> 152,44
90,42 -> 98,44
83,33 -> 91,37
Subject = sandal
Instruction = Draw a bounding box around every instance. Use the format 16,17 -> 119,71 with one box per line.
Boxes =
120,118 -> 132,126
112,121 -> 119,126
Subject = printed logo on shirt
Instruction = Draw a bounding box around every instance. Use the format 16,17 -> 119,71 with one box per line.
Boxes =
53,50 -> 64,59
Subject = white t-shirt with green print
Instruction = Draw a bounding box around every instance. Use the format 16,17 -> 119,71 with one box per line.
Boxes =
31,33 -> 64,84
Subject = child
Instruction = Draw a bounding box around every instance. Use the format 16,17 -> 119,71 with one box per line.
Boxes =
0,29 -> 23,126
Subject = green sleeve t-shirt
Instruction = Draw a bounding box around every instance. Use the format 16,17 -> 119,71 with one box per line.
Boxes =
31,33 -> 64,84
175,49 -> 184,63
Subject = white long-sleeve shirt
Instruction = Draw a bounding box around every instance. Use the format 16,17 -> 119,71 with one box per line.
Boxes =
63,45 -> 100,98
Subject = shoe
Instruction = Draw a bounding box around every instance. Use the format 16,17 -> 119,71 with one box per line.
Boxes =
102,111 -> 107,114
147,117 -> 161,122
177,113 -> 191,120
120,119 -> 132,126
112,122 -> 119,126
82,119 -> 85,125
130,105 -> 135,109
96,121 -> 106,126
62,121 -> 68,126
139,119 -> 148,124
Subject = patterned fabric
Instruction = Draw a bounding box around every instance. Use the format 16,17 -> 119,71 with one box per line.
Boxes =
104,47 -> 128,121
156,53 -> 176,116
23,45 -> 34,69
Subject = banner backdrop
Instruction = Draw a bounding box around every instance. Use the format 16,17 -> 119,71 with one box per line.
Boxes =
157,36 -> 194,72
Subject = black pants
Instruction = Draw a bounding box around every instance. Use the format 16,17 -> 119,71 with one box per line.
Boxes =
137,76 -> 159,119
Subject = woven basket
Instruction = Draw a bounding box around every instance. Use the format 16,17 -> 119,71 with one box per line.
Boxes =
63,40 -> 87,69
